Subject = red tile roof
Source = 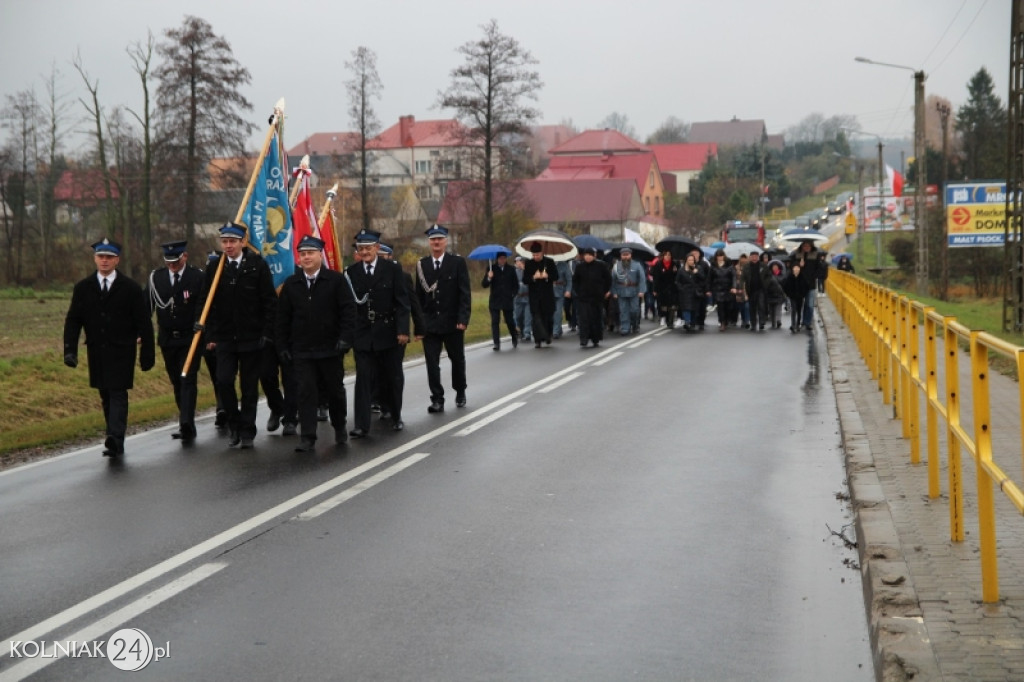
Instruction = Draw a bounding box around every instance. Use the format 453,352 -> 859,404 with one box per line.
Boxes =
369,116 -> 474,149
53,169 -> 120,204
539,153 -> 660,193
287,132 -> 361,157
437,179 -> 641,225
648,143 -> 718,172
548,129 -> 649,155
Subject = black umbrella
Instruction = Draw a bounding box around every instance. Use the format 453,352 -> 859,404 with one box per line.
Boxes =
604,242 -> 656,262
654,235 -> 701,260
572,234 -> 613,251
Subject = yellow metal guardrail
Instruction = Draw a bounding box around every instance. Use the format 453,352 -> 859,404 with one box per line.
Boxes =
829,270 -> 1024,603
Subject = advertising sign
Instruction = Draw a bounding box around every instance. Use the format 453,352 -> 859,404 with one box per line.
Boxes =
946,181 -> 1010,247
862,186 -> 910,233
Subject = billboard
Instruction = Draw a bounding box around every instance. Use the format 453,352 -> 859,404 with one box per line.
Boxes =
862,186 -> 911,233
946,181 -> 1010,247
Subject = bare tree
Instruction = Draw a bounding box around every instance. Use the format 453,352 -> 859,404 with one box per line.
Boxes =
72,52 -> 118,241
127,32 -> 155,258
38,63 -> 72,280
345,46 -> 383,233
596,112 -> 637,139
647,116 -> 690,144
154,16 -> 253,241
1,89 -> 40,283
438,19 -> 542,233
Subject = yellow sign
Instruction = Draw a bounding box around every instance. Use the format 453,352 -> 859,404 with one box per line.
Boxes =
844,211 -> 857,234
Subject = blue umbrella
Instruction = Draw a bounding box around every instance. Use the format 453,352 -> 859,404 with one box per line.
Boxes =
710,241 -> 726,249
700,246 -> 717,260
467,244 -> 513,261
831,252 -> 853,265
573,234 -> 613,251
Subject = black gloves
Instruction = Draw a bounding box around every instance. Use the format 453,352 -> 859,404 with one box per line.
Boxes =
63,353 -> 78,368
193,322 -> 205,333
335,339 -> 351,354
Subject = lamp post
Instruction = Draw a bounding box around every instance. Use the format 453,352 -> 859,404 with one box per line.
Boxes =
844,129 -> 887,269
855,57 -> 928,295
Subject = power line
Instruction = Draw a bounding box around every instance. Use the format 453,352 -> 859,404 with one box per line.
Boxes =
930,0 -> 990,76
921,0 -> 968,68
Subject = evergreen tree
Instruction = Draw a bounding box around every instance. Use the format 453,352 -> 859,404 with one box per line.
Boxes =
955,67 -> 1007,180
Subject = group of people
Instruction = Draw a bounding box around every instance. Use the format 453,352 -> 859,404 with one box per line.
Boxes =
63,223 -> 472,458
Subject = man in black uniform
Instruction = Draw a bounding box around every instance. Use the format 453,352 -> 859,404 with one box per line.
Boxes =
196,222 -> 277,449
481,251 -> 518,351
276,235 -> 356,452
414,224 -> 471,413
64,239 -> 155,458
571,247 -> 612,348
372,242 -> 423,423
345,230 -> 411,437
146,240 -> 205,442
522,241 -> 559,347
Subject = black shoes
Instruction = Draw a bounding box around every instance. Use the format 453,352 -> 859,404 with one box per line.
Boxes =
511,335 -> 518,348
295,438 -> 316,453
335,426 -> 348,444
455,392 -> 466,408
282,422 -> 297,436
317,406 -> 329,422
102,436 -> 123,458
228,429 -> 241,448
214,409 -> 227,428
534,342 -> 542,348
348,428 -> 369,439
266,411 -> 282,432
178,424 -> 197,443
393,420 -> 404,431
428,401 -> 444,414
239,438 -> 254,449
492,345 -> 500,351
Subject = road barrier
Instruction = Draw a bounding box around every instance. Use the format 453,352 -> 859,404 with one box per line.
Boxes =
829,271 -> 1024,603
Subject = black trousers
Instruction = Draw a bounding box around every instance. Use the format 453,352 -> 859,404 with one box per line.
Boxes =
260,344 -> 297,423
576,300 -> 604,344
99,388 -> 129,450
295,355 -> 346,440
160,342 -> 199,428
529,292 -> 554,342
215,343 -> 261,439
422,331 -> 466,403
489,306 -> 516,346
354,346 -> 404,431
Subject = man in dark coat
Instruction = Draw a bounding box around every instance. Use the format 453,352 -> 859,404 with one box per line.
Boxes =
481,251 -> 518,351
276,235 -> 356,452
571,247 -> 612,347
414,224 -> 471,412
346,229 -> 411,437
372,241 -> 422,422
790,241 -> 821,331
146,240 -> 205,442
196,222 -> 277,449
522,242 -> 560,347
64,239 -> 155,458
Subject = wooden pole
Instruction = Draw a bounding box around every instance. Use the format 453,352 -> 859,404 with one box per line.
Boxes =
319,183 -> 343,270
181,99 -> 285,378
289,154 -> 310,208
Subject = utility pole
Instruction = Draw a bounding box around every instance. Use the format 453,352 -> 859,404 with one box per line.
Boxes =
937,101 -> 951,301
878,139 -> 885,270
913,69 -> 928,296
1005,0 -> 1024,332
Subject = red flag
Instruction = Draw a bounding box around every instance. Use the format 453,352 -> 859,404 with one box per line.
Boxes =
291,168 -> 337,270
885,165 -> 904,198
318,205 -> 339,271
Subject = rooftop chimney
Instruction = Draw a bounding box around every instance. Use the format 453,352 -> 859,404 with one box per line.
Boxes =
399,115 -> 415,147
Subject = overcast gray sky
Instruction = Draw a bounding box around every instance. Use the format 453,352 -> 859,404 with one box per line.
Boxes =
0,0 -> 1010,155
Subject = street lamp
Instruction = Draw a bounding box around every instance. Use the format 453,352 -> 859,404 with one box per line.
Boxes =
844,128 -> 888,269
855,56 -> 928,295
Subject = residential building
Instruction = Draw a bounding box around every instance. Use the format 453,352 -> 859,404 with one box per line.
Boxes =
688,118 -> 769,148
648,143 -> 718,195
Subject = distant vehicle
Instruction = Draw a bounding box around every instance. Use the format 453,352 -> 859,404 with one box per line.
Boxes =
721,220 -> 765,247
794,215 -> 812,230
827,200 -> 842,214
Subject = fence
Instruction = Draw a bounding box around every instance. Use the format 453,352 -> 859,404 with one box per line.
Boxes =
829,270 -> 1024,602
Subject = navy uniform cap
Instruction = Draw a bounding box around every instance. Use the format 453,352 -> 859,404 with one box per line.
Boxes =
160,240 -> 187,262
219,222 -> 247,239
92,238 -> 121,255
378,242 -> 394,255
297,235 -> 325,252
425,224 -> 449,238
207,250 -> 222,263
354,229 -> 381,245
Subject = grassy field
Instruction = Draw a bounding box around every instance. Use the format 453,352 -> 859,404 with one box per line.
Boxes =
0,284 -> 501,461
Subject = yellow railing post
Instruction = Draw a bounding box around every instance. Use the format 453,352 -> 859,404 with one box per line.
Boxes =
969,333 -> 999,603
944,318 -> 964,542
907,303 -> 921,464
923,308 -> 940,497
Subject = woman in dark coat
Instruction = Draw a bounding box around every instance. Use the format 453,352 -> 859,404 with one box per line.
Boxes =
707,249 -> 735,331
675,252 -> 702,331
761,259 -> 788,329
649,250 -> 680,329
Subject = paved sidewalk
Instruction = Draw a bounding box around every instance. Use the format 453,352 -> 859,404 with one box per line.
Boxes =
820,296 -> 1024,681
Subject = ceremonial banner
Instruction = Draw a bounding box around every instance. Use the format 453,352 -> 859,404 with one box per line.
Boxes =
946,181 -> 1010,247
242,129 -> 293,287
291,168 -> 338,270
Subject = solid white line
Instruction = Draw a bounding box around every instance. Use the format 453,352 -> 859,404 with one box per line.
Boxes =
296,453 -> 431,520
628,338 -> 652,348
453,403 -> 525,437
0,561 -> 227,682
592,351 -> 623,366
536,372 -> 584,394
1,328 -> 661,651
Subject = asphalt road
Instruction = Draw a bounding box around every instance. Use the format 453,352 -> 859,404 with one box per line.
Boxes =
0,320 -> 872,681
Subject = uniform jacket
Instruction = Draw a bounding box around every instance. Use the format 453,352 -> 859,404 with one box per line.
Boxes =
415,253 -> 471,335
611,259 -> 647,297
198,251 -> 277,347
146,264 -> 205,347
571,259 -> 612,303
64,271 -> 155,390
276,268 -> 356,359
345,258 -> 411,351
481,261 -> 518,310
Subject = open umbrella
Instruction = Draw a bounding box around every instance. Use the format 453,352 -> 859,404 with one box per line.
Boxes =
710,241 -> 726,249
515,229 -> 578,261
781,229 -> 829,245
467,244 -> 512,261
572,234 -> 613,252
700,246 -> 717,260
830,252 -> 853,265
605,241 -> 656,262
723,241 -> 763,260
654,235 -> 701,260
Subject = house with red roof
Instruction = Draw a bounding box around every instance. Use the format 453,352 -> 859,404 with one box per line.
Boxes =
53,169 -> 120,225
538,151 -> 666,220
547,129 -> 649,156
648,143 -> 718,195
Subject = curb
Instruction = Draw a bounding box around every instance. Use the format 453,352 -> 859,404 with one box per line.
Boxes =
821,301 -> 942,682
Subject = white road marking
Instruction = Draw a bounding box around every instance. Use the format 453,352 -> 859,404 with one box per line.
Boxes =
0,561 -> 227,682
536,372 -> 584,394
453,403 -> 526,437
1,328 -> 661,651
629,338 -> 652,348
296,453 -> 431,520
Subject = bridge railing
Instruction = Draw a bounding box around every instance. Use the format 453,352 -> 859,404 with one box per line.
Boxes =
829,270 -> 1024,603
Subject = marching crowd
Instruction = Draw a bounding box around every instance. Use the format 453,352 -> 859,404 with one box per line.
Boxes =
62,223 -> 832,460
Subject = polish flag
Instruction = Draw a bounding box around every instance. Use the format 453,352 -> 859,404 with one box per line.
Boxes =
886,165 -> 904,198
